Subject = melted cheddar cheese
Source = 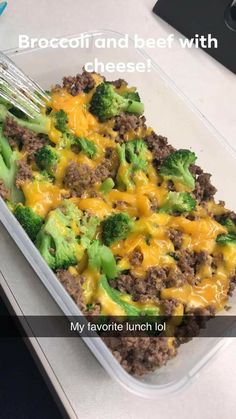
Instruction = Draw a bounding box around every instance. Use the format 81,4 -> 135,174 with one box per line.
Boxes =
13,72 -> 236,319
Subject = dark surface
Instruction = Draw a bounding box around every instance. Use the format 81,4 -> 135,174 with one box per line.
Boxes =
153,0 -> 236,74
0,297 -> 64,419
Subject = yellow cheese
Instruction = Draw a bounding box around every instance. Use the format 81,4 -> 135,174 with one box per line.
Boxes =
76,198 -> 113,218
22,181 -> 66,217
17,82 -> 236,318
161,273 -> 229,310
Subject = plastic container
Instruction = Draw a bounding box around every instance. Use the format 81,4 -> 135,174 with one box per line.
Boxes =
1,31 -> 235,398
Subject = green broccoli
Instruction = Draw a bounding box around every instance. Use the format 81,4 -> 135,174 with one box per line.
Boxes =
72,137 -> 97,159
87,239 -> 159,316
216,233 -> 236,245
0,103 -> 50,135
54,109 -> 68,133
99,275 -> 159,316
35,145 -> 59,176
52,112 -> 97,158
159,192 -> 196,214
125,139 -> 148,172
100,178 -> 115,195
220,218 -> 236,234
52,110 -> 96,158
102,213 -> 133,246
121,91 -> 141,102
14,204 -> 43,241
87,240 -> 118,279
117,144 -> 134,191
159,149 -> 197,190
34,170 -> 54,183
116,139 -> 149,191
79,215 -> 100,249
0,127 -> 23,203
36,201 -> 83,269
90,83 -> 144,121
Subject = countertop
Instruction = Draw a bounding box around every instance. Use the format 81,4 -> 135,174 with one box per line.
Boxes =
0,1 -> 236,418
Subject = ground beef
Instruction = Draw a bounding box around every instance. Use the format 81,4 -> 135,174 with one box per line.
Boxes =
168,228 -> 183,250
103,336 -> 175,375
3,117 -> 46,162
166,269 -> 187,288
62,71 -> 95,96
63,162 -> 95,197
189,164 -> 203,177
64,152 -> 119,196
93,161 -> 110,182
144,131 -> 175,166
190,165 -> 217,202
104,147 -> 119,179
110,268 -> 166,302
175,249 -> 208,284
109,273 -> 137,295
145,267 -> 169,292
15,160 -> 33,188
162,299 -> 178,316
128,247 -> 143,267
110,267 -> 169,303
113,113 -> 146,140
93,149 -> 120,182
0,180 -> 10,200
177,250 -> 196,276
109,78 -> 127,89
194,173 -> 217,202
56,269 -> 86,312
175,306 -> 215,346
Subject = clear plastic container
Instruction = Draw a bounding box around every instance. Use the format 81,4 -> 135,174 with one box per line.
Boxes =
1,31 -> 235,398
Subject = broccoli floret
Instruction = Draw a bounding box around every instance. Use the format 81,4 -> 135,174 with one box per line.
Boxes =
159,192 -> 196,214
54,110 -> 68,133
117,139 -> 149,190
100,178 -> 115,194
87,240 -> 118,279
79,215 -> 100,249
117,144 -> 134,191
125,139 -> 148,172
102,213 -> 133,246
36,201 -> 83,269
0,103 -> 50,135
35,145 -> 59,175
121,91 -> 141,102
220,218 -> 236,234
52,110 -> 97,158
52,112 -> 97,158
159,149 -> 197,190
90,83 -> 144,121
0,127 -> 23,203
14,204 -> 43,241
216,233 -> 236,245
72,137 -> 97,159
36,202 -> 100,269
34,170 -> 54,183
87,238 -> 159,316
